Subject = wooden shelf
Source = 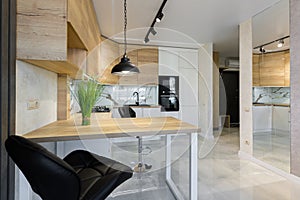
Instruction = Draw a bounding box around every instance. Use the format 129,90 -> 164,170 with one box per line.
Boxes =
17,0 -> 101,79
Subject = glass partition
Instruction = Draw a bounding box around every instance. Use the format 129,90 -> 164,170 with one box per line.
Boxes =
252,0 -> 290,172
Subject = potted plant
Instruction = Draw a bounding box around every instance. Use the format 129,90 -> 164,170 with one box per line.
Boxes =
73,78 -> 104,125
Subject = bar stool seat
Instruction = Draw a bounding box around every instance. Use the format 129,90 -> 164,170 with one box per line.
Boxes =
5,135 -> 133,200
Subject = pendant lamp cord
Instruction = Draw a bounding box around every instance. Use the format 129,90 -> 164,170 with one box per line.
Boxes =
124,0 -> 127,56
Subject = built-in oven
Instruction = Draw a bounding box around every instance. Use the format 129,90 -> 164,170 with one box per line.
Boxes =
159,76 -> 179,111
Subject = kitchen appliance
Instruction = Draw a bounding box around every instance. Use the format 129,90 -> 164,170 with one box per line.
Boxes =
159,76 -> 179,111
92,106 -> 110,113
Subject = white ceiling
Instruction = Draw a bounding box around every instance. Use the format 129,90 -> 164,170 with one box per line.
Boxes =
92,0 -> 283,57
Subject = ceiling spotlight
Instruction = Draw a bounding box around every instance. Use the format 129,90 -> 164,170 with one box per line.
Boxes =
277,39 -> 284,48
259,46 -> 266,53
156,12 -> 164,23
150,27 -> 157,35
144,37 -> 150,43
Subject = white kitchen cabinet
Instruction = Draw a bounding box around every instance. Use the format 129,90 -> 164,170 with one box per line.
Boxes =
181,106 -> 199,126
159,47 -> 199,127
272,106 -> 290,133
142,107 -> 161,118
179,50 -> 198,69
159,47 -> 179,76
179,68 -> 198,106
160,111 -> 179,119
253,106 -> 272,132
111,107 -> 160,118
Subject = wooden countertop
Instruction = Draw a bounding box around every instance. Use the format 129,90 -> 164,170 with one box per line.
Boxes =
253,103 -> 290,107
113,105 -> 161,108
23,113 -> 200,143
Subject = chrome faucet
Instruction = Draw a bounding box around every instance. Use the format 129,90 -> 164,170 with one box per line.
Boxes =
133,92 -> 139,106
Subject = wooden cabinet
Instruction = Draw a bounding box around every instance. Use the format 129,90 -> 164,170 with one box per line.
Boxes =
17,0 -> 101,79
252,50 -> 290,86
118,47 -> 159,85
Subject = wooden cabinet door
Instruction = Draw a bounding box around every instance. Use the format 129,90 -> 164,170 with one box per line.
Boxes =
118,48 -> 158,85
284,51 -> 290,86
260,52 -> 285,86
253,51 -> 290,87
253,54 -> 260,86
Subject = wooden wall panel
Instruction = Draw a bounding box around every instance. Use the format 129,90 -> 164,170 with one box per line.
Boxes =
252,54 -> 260,86
67,0 -> 101,51
17,0 -> 67,60
57,75 -> 70,120
284,51 -> 290,86
98,39 -> 119,84
137,62 -> 158,85
253,51 -> 290,87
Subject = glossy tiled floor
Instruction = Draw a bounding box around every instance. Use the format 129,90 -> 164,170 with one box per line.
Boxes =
107,128 -> 300,200
253,131 -> 290,172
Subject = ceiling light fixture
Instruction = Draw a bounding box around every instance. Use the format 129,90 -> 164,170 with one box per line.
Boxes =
150,27 -> 157,35
259,46 -> 266,53
144,0 -> 168,44
144,37 -> 150,44
111,0 -> 140,76
156,12 -> 164,23
277,39 -> 284,48
253,35 -> 289,52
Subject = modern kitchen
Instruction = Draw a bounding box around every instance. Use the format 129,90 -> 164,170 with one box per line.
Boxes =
2,0 -> 300,199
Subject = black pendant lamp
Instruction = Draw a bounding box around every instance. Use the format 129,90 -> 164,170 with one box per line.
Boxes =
111,0 -> 140,76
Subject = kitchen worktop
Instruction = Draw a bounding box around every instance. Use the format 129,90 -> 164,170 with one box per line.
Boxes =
22,113 -> 200,143
113,104 -> 161,108
253,103 -> 290,107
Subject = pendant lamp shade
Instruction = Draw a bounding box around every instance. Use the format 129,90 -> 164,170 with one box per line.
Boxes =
111,0 -> 140,76
111,55 -> 139,76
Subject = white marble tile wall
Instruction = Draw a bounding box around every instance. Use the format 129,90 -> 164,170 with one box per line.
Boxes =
70,82 -> 158,112
98,85 -> 158,107
253,87 -> 290,104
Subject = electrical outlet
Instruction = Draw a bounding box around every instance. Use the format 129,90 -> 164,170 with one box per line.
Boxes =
27,99 -> 39,110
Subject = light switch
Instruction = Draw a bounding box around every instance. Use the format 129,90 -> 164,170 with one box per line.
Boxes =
27,99 -> 39,110
244,107 -> 250,112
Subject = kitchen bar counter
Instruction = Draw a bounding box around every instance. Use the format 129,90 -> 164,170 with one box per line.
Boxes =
23,113 -> 199,143
113,104 -> 161,108
253,103 -> 290,107
22,113 -> 200,200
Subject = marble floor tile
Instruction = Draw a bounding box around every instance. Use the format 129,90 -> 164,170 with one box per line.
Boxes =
107,128 -> 299,200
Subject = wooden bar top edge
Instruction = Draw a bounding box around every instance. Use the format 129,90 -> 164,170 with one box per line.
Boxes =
22,114 -> 201,143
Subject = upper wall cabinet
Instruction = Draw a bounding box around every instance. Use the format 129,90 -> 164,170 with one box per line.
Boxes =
118,47 -> 159,85
253,51 -> 290,87
17,0 -> 101,78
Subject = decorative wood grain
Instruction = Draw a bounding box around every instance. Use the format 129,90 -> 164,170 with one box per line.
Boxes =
23,48 -> 86,79
253,50 -> 290,87
137,48 -> 159,63
97,39 -> 120,84
67,22 -> 86,50
57,75 -> 70,120
284,51 -> 290,86
67,0 -> 101,51
252,54 -> 260,86
117,47 -> 159,85
137,62 -> 159,85
22,115 -> 200,143
17,0 -> 67,60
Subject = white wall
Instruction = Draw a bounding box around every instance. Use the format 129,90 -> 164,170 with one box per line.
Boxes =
198,43 -> 214,139
16,60 -> 57,135
239,19 -> 253,155
16,61 -> 58,200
